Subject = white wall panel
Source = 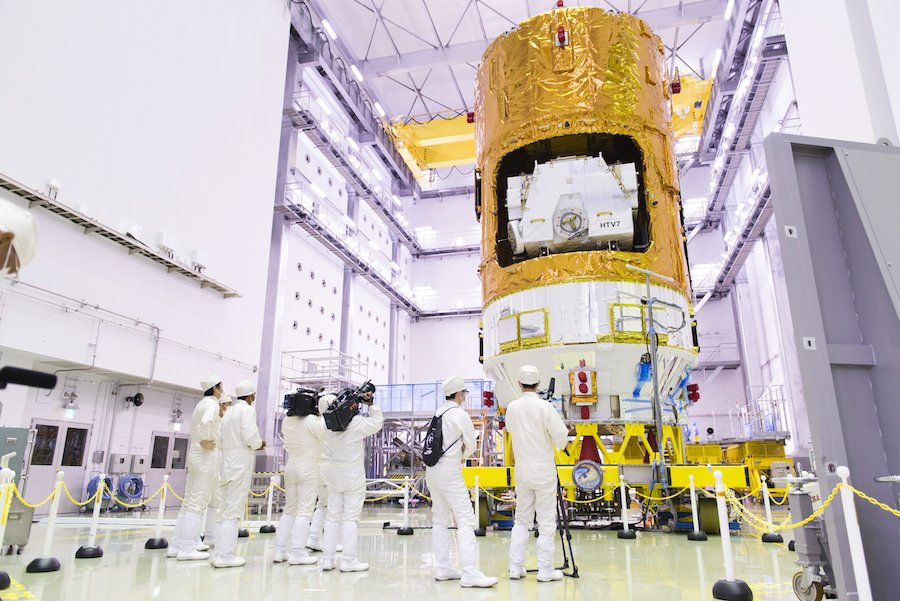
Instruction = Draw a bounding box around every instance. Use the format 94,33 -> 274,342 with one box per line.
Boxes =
409,317 -> 482,383
0,1 -> 291,386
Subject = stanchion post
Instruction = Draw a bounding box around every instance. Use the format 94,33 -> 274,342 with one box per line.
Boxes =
760,475 -> 783,543
0,455 -> 16,590
260,476 -> 276,534
397,477 -> 413,535
836,466 -> 873,601
145,475 -> 169,549
76,472 -> 105,558
26,471 -> 63,573
687,474 -> 707,541
617,475 -> 636,539
473,475 -> 485,537
711,470 -> 752,601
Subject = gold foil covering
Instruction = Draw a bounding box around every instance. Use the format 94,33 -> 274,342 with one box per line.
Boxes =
475,8 -> 691,306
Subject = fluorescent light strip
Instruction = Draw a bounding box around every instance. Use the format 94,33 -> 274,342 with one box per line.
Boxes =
321,19 -> 337,40
374,102 -> 386,118
350,65 -> 364,82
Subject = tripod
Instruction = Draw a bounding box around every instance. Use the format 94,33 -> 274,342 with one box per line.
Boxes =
556,477 -> 579,578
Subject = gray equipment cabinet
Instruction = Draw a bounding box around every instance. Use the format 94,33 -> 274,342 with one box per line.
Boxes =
765,133 -> 900,600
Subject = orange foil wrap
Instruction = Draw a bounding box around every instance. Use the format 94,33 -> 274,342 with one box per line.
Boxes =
475,7 -> 691,306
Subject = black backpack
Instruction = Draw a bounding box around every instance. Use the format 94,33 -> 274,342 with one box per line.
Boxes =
423,407 -> 462,467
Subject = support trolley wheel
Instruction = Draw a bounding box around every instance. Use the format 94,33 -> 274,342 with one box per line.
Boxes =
792,572 -> 824,601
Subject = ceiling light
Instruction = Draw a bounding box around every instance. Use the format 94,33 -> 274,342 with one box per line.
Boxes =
347,137 -> 360,152
321,19 -> 337,40
725,0 -> 735,20
374,102 -> 386,118
372,170 -> 384,182
350,65 -> 364,82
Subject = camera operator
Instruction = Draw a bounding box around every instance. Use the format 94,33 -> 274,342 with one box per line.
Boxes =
273,388 -> 324,565
307,393 -> 337,552
322,382 -> 382,572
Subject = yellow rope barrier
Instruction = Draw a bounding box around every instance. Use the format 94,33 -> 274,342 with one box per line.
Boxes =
166,483 -> 185,503
249,484 -> 274,498
481,489 -> 512,503
769,492 -> 789,506
0,485 -> 13,526
61,482 -> 100,507
274,485 -> 286,493
407,485 -> 432,502
365,491 -> 401,503
12,482 -> 58,509
626,484 -> 691,502
101,483 -> 164,508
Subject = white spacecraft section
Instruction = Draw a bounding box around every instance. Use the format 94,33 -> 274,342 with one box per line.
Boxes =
505,155 -> 639,257
482,280 -> 697,423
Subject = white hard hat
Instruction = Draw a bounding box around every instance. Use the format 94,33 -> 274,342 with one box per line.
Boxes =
518,365 -> 540,385
0,199 -> 38,274
200,375 -> 221,393
235,380 -> 256,398
442,376 -> 466,398
219,394 -> 233,406
318,394 -> 337,415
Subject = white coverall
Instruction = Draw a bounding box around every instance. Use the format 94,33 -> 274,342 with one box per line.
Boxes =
213,399 -> 263,562
424,402 -> 483,576
306,442 -> 331,549
276,414 -> 324,558
322,405 -> 384,568
172,395 -> 222,553
505,391 -> 569,575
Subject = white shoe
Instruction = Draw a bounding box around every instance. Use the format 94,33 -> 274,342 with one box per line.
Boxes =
195,542 -> 210,552
321,559 -> 336,571
176,550 -> 210,561
509,567 -> 527,580
537,569 -> 563,582
336,545 -> 343,553
306,542 -> 323,552
339,561 -> 369,572
211,555 -> 246,568
288,554 -> 319,565
273,550 -> 288,563
461,573 -> 499,588
435,567 -> 462,581
166,548 -> 179,558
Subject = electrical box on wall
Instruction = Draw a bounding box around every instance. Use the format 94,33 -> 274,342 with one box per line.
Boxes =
108,454 -> 131,474
130,455 -> 149,473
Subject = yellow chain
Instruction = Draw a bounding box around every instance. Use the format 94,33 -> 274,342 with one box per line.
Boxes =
249,484 -> 274,498
60,482 -> 100,507
769,492 -> 789,506
102,483 -> 164,508
365,491 -> 401,503
481,489 -> 511,503
12,482 -> 59,509
626,484 -> 690,502
0,484 -> 12,526
407,485 -> 432,502
845,484 -> 900,518
274,485 -> 286,493
563,494 -> 605,504
726,484 -> 842,531
166,483 -> 185,503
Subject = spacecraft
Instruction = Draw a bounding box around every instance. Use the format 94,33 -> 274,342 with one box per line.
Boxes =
475,6 -> 698,464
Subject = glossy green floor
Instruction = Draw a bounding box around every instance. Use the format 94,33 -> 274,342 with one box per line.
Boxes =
0,508 -> 799,601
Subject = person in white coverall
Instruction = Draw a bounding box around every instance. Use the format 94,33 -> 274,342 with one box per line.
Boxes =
200,394 -> 232,549
211,380 -> 266,568
306,395 -> 336,552
273,391 -> 325,565
170,375 -> 224,561
505,365 -> 569,582
426,377 -> 498,588
322,384 -> 383,572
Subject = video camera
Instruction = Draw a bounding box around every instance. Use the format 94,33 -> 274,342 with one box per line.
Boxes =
323,381 -> 375,432
283,387 -> 322,418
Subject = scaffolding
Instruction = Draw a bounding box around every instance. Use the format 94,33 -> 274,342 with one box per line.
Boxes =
365,380 -> 497,484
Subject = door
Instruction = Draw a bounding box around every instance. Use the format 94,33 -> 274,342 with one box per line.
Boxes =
26,419 -> 92,516
144,431 -> 189,508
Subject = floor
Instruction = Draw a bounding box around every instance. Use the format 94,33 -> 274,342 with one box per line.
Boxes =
0,507 -> 800,601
